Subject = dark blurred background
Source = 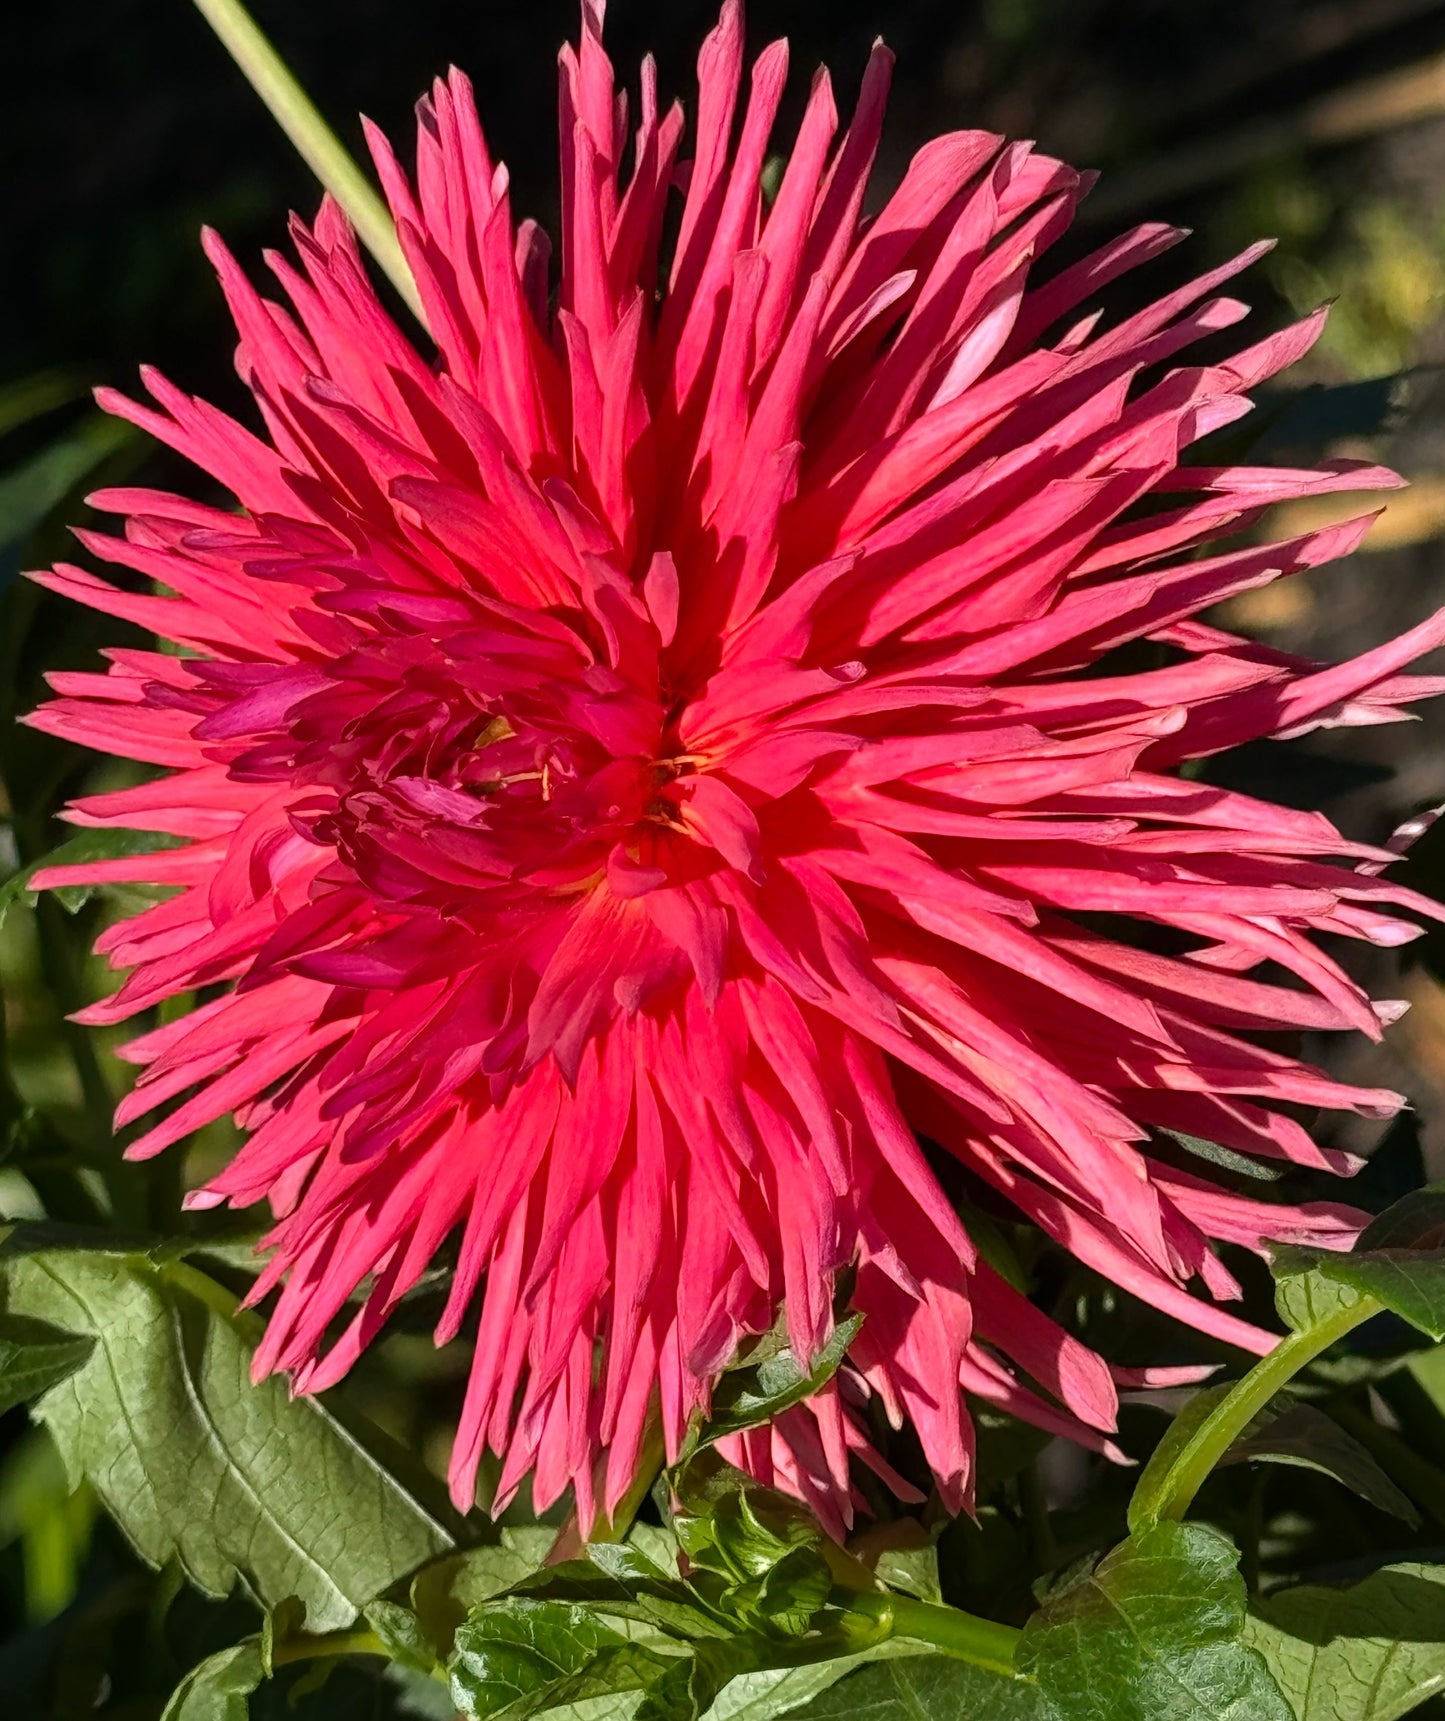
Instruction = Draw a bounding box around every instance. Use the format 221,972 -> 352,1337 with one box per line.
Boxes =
11,0 -> 1445,1706
11,1 -> 1445,413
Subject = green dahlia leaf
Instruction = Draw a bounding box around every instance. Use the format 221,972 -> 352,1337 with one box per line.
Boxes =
0,1308 -> 93,1417
1155,1126 -> 1285,1183
1273,1263 -> 1372,1336
163,1640 -> 454,1721
517,1542 -> 734,1641
1273,1184 -> 1445,1342
0,827 -> 188,925
1135,1385 -> 1418,1527
674,1472 -> 823,1583
772,1652 -> 1046,1721
683,1314 -> 863,1459
627,1522 -> 683,1576
410,1528 -> 558,1657
1245,1562 -> 1445,1721
1015,1522 -> 1293,1721
365,1598 -> 443,1674
671,1476 -> 834,1641
1222,1399 -> 1419,1525
639,1647 -> 732,1721
159,1640 -> 266,1721
448,1596 -> 682,1721
3,1248 -> 453,1630
1356,1188 -> 1445,1253
869,1540 -> 943,1606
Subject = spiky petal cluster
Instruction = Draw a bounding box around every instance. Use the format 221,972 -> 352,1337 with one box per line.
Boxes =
32,1 -> 1445,1533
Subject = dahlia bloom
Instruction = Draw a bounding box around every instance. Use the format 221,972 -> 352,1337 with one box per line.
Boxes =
31,0 -> 1445,1536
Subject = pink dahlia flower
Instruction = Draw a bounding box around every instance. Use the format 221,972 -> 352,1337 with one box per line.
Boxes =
31,0 -> 1445,1535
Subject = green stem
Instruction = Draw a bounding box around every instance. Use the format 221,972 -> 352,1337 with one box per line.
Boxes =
588,1415 -> 666,1546
188,0 -> 425,323
157,1256 -> 244,1317
270,1627 -> 388,1667
1149,1294 -> 1381,1525
841,1591 -> 1023,1678
270,1625 -> 451,1687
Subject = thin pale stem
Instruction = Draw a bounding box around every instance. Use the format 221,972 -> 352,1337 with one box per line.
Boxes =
840,1590 -> 1023,1678
189,0 -> 425,323
270,1626 -> 451,1686
1149,1294 -> 1381,1525
270,1627 -> 389,1668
